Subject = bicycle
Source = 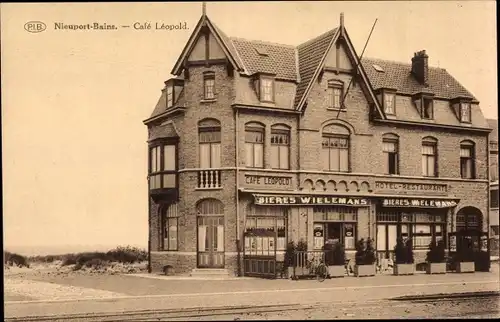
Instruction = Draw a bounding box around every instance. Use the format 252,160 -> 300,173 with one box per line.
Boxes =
306,257 -> 328,282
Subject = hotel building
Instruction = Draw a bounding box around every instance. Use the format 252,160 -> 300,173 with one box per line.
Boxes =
143,12 -> 492,276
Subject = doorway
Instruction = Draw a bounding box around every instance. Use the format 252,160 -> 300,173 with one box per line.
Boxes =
197,216 -> 224,268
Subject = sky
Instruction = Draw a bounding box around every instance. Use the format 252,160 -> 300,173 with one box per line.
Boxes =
1,1 -> 497,253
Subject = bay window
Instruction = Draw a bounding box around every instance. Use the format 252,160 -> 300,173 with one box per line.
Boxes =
149,142 -> 177,190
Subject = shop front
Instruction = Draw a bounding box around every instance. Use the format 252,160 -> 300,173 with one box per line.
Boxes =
375,197 -> 459,267
241,191 -> 371,277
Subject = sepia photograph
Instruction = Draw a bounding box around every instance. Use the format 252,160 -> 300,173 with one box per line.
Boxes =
2,1 -> 499,320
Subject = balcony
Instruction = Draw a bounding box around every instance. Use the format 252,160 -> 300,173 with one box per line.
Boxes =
198,169 -> 222,189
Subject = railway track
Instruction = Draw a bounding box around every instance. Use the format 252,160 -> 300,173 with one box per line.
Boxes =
6,291 -> 499,321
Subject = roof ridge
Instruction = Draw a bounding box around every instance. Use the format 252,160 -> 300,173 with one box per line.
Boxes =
297,27 -> 338,48
230,37 -> 295,49
362,57 -> 447,71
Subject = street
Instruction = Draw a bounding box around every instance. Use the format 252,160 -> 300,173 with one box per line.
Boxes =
4,265 -> 500,320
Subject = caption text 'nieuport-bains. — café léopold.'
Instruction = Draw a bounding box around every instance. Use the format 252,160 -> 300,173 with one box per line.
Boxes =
143,10 -> 492,277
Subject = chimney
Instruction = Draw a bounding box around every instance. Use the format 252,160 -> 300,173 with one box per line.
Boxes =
340,12 -> 344,28
411,50 -> 429,86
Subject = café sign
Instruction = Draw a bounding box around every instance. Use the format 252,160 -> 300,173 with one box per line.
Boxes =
375,181 -> 448,195
254,194 -> 369,206
381,198 -> 458,208
244,174 -> 292,187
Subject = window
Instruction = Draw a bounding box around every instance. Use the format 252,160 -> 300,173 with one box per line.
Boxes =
384,93 -> 395,114
203,73 -> 215,100
327,81 -> 343,109
491,189 -> 499,209
149,143 -> 177,189
376,211 -> 445,250
422,98 -> 434,119
460,103 -> 471,123
460,141 -> 475,179
491,157 -> 499,182
383,135 -> 399,175
162,203 -> 179,251
322,124 -> 350,172
245,123 -> 264,168
270,125 -> 290,169
260,78 -> 274,102
166,86 -> 173,108
245,207 -> 287,254
198,119 -> 221,168
313,207 -> 357,250
422,138 -> 437,177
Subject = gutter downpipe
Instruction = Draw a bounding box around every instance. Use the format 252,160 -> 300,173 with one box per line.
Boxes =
147,175 -> 152,273
235,108 -> 241,277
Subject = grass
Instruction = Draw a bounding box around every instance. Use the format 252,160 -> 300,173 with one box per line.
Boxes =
5,245 -> 148,271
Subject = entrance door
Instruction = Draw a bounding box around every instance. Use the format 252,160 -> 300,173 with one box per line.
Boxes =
197,216 -> 224,268
377,224 -> 397,261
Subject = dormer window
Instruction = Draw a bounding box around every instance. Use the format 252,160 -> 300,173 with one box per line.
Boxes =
384,93 -> 395,115
422,98 -> 434,119
164,77 -> 184,109
460,103 -> 471,123
260,77 -> 274,102
327,80 -> 344,109
166,85 -> 174,108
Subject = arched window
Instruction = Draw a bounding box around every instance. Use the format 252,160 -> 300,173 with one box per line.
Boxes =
460,140 -> 475,179
197,198 -> 224,215
270,124 -> 290,169
322,124 -> 350,172
382,133 -> 399,175
422,137 -> 438,177
245,122 -> 265,168
198,119 -> 221,168
161,203 -> 179,251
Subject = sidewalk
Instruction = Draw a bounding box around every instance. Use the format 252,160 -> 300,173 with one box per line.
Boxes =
5,271 -> 499,320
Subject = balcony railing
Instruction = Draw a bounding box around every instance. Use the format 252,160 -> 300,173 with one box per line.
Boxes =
198,169 -> 222,189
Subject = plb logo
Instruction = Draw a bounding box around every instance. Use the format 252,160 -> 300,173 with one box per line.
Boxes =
24,21 -> 46,33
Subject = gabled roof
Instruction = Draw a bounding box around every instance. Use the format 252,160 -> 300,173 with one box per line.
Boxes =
361,58 -> 477,100
230,38 -> 297,81
295,28 -> 339,109
171,15 -> 244,75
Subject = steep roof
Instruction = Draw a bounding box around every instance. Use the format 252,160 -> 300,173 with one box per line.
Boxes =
361,58 -> 477,100
230,38 -> 297,80
295,28 -> 339,109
